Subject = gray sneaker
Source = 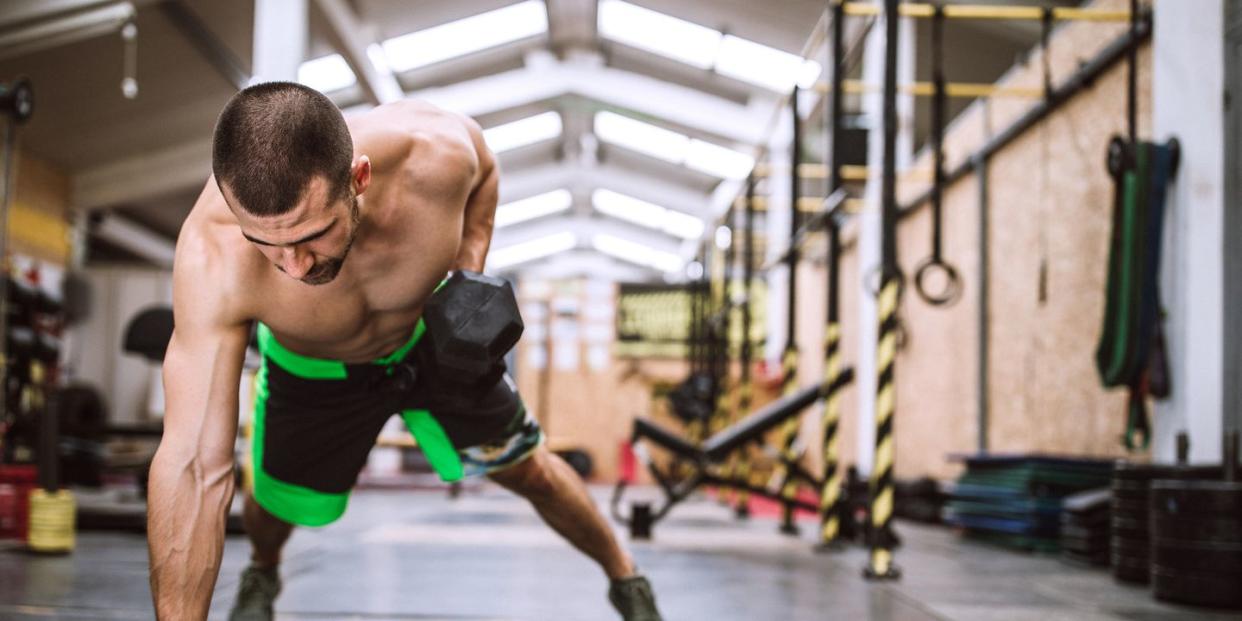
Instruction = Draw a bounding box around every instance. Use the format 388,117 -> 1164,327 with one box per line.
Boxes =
608,575 -> 663,621
227,565 -> 281,621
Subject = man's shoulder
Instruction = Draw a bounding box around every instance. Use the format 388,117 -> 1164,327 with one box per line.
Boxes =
174,203 -> 264,318
359,101 -> 475,152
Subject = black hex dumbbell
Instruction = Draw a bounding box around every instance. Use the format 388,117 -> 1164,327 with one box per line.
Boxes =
421,270 -> 523,387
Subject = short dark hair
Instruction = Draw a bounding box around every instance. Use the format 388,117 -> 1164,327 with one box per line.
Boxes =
211,82 -> 353,217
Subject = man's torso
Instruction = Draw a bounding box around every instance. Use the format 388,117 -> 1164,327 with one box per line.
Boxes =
186,101 -> 481,362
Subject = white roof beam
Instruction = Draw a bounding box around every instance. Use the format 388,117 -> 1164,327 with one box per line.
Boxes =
74,137 -> 212,211
509,250 -> 653,281
312,0 -> 404,105
415,55 -> 776,146
92,214 -> 175,267
499,161 -> 711,219
492,214 -> 683,255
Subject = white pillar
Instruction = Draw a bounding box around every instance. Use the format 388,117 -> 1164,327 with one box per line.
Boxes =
1154,1 -> 1226,463
855,14 -> 915,475
252,0 -> 307,84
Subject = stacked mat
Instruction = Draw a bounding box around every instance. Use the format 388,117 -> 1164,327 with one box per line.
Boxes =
1109,462 -> 1220,584
944,456 -> 1113,552
1060,488 -> 1110,567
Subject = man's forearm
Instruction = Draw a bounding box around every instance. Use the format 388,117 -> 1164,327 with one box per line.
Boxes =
453,236 -> 489,273
148,446 -> 235,620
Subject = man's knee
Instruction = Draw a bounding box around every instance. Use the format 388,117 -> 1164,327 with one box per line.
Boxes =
490,449 -> 561,499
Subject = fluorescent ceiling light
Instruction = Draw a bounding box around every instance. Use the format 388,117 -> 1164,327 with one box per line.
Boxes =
716,35 -> 822,92
594,111 -> 688,163
0,2 -> 136,62
489,232 -> 577,270
381,1 -> 547,73
484,111 -> 563,153
592,234 -> 684,274
298,54 -> 356,93
594,112 -> 754,179
597,0 -> 721,69
495,189 -> 573,228
598,1 -> 821,93
685,139 -> 754,179
592,189 -> 704,240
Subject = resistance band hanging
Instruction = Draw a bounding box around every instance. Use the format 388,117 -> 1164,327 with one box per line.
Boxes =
1094,1 -> 1176,451
1096,137 -> 1177,451
913,5 -> 962,306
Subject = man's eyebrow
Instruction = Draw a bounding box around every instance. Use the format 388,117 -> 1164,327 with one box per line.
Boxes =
243,219 -> 337,247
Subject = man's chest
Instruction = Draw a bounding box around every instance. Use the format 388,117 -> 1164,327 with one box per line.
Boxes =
256,209 -> 461,352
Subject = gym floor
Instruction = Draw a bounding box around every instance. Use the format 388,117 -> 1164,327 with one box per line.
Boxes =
0,485 -> 1234,621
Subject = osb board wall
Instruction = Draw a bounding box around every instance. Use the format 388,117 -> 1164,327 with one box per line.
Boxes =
793,0 -> 1149,480
786,247 -> 865,479
12,152 -> 72,264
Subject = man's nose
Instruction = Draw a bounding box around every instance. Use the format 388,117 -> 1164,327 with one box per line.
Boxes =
280,246 -> 313,279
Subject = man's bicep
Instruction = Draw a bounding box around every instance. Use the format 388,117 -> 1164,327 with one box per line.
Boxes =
455,113 -> 497,181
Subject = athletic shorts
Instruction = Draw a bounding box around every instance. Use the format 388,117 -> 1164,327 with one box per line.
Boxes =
250,320 -> 543,527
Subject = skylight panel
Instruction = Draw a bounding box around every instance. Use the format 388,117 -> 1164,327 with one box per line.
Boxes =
297,54 -> 356,93
381,1 -> 548,73
489,231 -> 577,269
495,189 -> 574,228
594,111 -> 689,163
483,111 -> 563,153
592,189 -> 704,240
592,233 -> 684,273
685,139 -> 755,179
716,35 -> 823,92
597,0 -> 721,69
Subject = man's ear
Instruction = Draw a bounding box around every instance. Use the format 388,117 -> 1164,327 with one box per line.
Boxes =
352,155 -> 372,195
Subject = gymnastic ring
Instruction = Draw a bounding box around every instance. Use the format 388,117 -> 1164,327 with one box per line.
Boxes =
863,264 -> 906,301
913,258 -> 962,306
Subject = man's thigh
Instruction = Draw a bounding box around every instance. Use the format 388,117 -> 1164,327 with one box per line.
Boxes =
252,358 -> 394,526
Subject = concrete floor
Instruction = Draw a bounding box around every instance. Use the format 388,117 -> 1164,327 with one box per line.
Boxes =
1,485 -> 1240,621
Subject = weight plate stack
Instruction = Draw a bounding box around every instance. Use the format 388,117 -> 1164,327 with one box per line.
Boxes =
1109,462 -> 1222,584
1061,488 -> 1110,567
1150,479 -> 1242,609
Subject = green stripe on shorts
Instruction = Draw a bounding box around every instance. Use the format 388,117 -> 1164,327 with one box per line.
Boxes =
251,356 -> 350,526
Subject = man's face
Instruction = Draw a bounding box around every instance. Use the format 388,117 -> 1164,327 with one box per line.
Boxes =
231,176 -> 362,286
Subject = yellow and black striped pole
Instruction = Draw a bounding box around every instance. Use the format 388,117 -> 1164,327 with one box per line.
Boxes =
818,0 -> 848,550
818,321 -> 845,545
865,0 -> 902,580
734,176 -> 758,519
772,84 -> 804,536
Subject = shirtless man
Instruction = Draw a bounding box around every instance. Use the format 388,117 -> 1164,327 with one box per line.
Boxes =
146,82 -> 662,621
